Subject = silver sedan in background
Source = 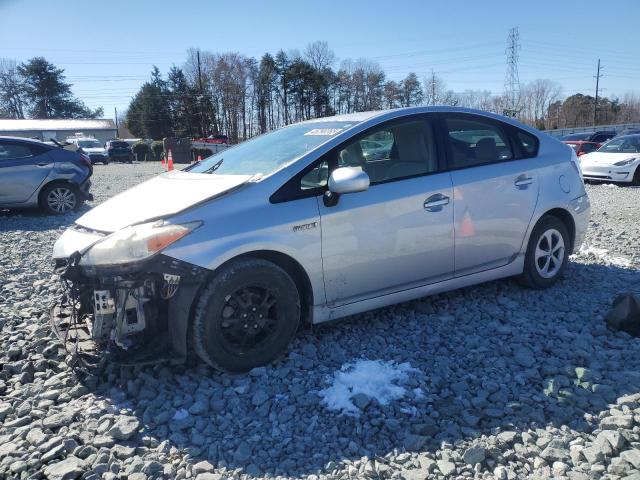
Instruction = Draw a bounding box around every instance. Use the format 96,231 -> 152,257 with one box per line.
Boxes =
52,107 -> 589,372
0,136 -> 93,214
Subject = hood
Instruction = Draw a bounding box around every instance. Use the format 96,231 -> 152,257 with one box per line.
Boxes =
580,152 -> 640,165
75,170 -> 252,232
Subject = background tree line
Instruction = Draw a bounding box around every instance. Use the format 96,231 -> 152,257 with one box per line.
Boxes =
2,43 -> 640,141
0,57 -> 103,119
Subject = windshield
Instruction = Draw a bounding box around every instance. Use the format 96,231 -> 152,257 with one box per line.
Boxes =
109,142 -> 129,148
187,121 -> 355,176
598,136 -> 640,153
78,140 -> 102,148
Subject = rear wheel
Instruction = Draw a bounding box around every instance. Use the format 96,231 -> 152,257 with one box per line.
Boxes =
40,183 -> 83,215
192,258 -> 301,372
519,215 -> 570,289
632,167 -> 640,186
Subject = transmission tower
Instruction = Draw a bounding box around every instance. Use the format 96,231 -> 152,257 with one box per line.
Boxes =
503,27 -> 521,117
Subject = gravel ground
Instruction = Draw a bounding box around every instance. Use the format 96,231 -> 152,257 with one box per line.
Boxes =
1,163 -> 640,480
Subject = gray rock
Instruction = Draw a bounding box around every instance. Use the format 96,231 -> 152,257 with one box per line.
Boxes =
42,410 -> 76,429
437,460 -> 456,476
351,392 -> 370,410
251,389 -> 269,407
463,444 -> 486,465
601,415 -> 634,430
43,456 -> 85,480
233,441 -> 252,463
621,449 -> 640,469
108,416 -> 140,440
193,460 -> 215,474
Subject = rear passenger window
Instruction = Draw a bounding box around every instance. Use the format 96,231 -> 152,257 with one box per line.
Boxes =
0,142 -> 34,161
444,117 -> 513,169
514,130 -> 539,158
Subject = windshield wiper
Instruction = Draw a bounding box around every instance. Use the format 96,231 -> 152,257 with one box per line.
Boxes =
202,158 -> 224,174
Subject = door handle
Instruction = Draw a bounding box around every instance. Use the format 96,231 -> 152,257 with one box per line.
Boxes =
424,194 -> 449,211
37,162 -> 50,167
514,175 -> 534,188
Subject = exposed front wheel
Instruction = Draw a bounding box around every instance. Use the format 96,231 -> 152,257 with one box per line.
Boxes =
519,216 -> 570,289
192,258 -> 301,372
40,184 -> 83,215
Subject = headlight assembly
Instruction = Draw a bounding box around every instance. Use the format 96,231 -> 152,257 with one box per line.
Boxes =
614,157 -> 638,167
80,221 -> 201,267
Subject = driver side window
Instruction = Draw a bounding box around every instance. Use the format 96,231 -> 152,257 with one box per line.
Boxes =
336,119 -> 437,184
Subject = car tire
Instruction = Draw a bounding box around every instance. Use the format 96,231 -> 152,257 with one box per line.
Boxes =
192,258 -> 301,372
39,183 -> 83,215
518,215 -> 570,289
632,167 -> 640,186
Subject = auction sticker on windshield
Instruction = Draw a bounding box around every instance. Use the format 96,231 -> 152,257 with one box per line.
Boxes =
304,128 -> 343,136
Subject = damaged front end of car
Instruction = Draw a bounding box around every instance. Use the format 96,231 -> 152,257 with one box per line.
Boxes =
50,220 -> 208,372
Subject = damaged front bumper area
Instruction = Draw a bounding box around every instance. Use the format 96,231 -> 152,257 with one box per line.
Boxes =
51,254 -> 209,371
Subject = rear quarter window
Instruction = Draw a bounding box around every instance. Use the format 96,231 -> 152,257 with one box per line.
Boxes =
513,130 -> 539,158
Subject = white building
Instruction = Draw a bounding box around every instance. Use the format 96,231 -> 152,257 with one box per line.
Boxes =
0,118 -> 118,144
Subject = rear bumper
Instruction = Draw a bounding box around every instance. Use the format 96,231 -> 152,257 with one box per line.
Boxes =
79,179 -> 93,201
569,193 -> 590,252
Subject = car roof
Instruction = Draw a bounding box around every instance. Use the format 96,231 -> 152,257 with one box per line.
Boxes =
298,106 -> 538,134
0,135 -> 51,145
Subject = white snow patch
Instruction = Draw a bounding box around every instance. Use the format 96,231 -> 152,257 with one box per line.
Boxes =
319,359 -> 420,416
172,408 -> 189,421
575,245 -> 633,268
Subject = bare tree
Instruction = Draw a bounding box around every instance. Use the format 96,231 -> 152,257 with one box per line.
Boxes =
304,41 -> 336,70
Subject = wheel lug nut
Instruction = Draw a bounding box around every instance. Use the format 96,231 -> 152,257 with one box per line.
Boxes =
252,307 -> 257,312
254,324 -> 258,328
244,324 -> 248,328
259,314 -> 263,319
242,313 -> 247,318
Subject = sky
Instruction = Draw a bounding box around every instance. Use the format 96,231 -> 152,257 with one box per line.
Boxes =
1,0 -> 639,120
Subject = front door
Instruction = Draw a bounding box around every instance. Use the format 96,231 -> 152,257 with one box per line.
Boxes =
0,140 -> 53,204
317,117 -> 455,305
441,114 -> 539,276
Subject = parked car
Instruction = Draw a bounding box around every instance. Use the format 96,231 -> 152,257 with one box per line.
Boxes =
0,136 -> 93,214
106,140 -> 134,163
52,107 -> 589,372
579,134 -> 640,185
563,140 -> 599,157
561,131 -> 616,144
68,137 -> 109,165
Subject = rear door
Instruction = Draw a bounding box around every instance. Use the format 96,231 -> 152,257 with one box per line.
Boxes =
0,140 -> 54,204
441,114 -> 540,276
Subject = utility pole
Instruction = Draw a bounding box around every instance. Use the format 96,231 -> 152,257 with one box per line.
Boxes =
430,69 -> 436,106
114,107 -> 119,138
593,59 -> 603,126
196,49 -> 206,136
504,27 -> 521,117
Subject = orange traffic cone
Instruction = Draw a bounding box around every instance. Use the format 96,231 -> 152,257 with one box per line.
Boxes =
197,154 -> 202,162
167,149 -> 174,171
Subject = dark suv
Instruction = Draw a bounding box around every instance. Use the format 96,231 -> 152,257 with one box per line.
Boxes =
106,140 -> 134,163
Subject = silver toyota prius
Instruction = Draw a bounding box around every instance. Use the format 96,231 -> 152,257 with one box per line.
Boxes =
51,107 -> 590,372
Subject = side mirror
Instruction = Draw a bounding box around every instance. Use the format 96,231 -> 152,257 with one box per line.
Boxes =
324,167 -> 370,207
328,167 -> 370,194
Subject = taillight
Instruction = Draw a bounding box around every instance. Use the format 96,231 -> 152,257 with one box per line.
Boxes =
79,153 -> 91,166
